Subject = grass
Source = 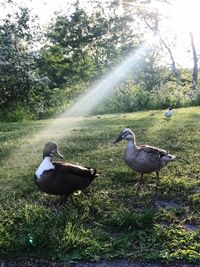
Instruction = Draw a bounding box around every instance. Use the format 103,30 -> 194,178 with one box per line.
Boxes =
0,107 -> 200,264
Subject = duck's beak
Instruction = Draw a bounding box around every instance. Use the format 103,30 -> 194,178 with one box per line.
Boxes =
54,149 -> 63,159
113,135 -> 123,144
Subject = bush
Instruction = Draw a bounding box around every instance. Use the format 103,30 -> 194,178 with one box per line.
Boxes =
26,86 -> 70,120
192,88 -> 200,106
96,84 -> 151,114
149,82 -> 191,109
96,81 -> 194,114
0,104 -> 32,122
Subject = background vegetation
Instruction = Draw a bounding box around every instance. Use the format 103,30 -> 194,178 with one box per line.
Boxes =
0,0 -> 200,121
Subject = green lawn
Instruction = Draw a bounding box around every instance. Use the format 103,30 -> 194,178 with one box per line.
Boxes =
0,107 -> 200,264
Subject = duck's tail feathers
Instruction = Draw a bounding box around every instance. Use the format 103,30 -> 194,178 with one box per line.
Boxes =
91,168 -> 99,178
170,154 -> 176,160
94,169 -> 99,177
163,154 -> 176,163
168,154 -> 176,160
86,167 -> 99,178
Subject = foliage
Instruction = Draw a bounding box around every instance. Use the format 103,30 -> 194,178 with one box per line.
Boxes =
132,50 -> 169,92
0,107 -> 200,264
0,7 -> 37,109
0,104 -> 32,122
0,1 -> 199,121
0,3 -> 66,120
38,1 -> 137,87
148,81 -> 192,109
191,87 -> 200,106
96,79 -> 195,114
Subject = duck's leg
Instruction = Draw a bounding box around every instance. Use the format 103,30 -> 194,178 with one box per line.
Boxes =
51,195 -> 68,212
134,173 -> 145,190
60,195 -> 69,206
140,172 -> 144,185
155,171 -> 160,188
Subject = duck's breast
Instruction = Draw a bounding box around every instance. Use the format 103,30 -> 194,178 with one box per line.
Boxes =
34,169 -> 60,195
35,157 -> 55,179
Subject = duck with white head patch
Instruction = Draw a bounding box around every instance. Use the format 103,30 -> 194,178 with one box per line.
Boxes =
113,128 -> 176,187
164,106 -> 173,118
34,142 -> 99,205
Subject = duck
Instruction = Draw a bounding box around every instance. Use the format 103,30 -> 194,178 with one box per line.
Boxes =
34,142 -> 99,204
113,128 -> 175,187
164,106 -> 173,118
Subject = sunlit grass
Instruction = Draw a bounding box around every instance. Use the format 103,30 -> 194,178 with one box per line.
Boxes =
0,107 -> 200,263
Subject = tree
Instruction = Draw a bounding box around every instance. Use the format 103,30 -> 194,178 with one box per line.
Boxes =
0,7 -> 38,110
132,50 -> 170,91
143,15 -> 180,81
38,1 -> 138,90
122,0 -> 180,81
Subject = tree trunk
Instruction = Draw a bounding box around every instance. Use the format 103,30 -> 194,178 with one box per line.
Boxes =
143,17 -> 180,81
189,31 -> 198,93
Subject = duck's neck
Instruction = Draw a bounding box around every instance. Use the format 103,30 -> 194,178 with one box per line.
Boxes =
127,138 -> 137,150
124,139 -> 137,163
127,139 -> 137,149
35,156 -> 55,179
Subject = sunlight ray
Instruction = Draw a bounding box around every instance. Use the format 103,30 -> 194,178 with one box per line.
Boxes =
4,36 -> 157,172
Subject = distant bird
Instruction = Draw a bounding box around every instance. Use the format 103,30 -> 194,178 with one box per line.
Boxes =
34,142 -> 99,205
164,106 -> 173,118
113,128 -> 176,187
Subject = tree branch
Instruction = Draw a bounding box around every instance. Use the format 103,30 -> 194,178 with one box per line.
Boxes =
143,16 -> 180,81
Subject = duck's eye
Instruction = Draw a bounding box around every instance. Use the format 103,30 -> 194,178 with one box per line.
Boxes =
122,133 -> 127,138
122,131 -> 129,137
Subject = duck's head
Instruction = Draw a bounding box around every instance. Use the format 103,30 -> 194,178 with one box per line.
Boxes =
113,128 -> 135,143
43,142 -> 63,159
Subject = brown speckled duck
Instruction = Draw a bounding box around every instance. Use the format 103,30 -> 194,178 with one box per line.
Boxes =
34,142 -> 99,204
113,128 -> 176,186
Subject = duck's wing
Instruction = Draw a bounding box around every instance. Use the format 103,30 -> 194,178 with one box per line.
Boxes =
53,162 -> 98,187
54,162 -> 98,177
138,144 -> 168,157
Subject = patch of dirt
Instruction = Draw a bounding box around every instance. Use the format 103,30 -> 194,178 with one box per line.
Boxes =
182,222 -> 199,231
155,199 -> 182,209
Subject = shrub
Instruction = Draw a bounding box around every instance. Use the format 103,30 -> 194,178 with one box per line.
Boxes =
0,104 -> 32,122
149,82 -> 191,109
96,84 -> 151,114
